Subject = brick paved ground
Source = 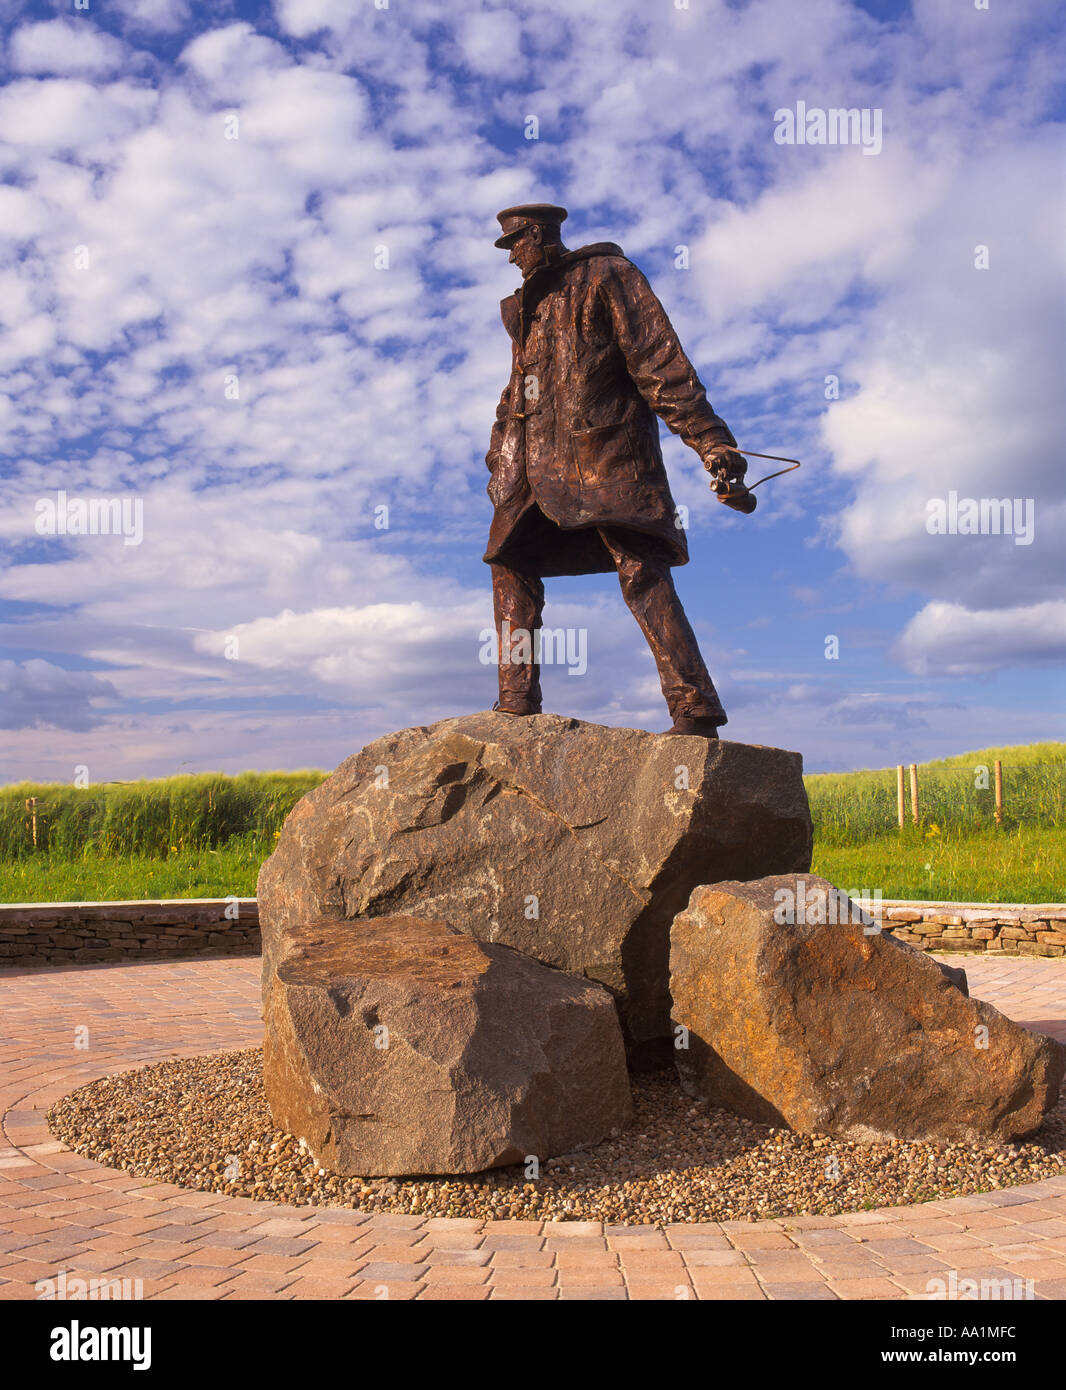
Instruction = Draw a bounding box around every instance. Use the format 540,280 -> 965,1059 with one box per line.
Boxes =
2,954 -> 1065,1301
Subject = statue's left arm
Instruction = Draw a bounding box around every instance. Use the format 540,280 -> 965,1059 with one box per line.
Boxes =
597,258 -> 743,476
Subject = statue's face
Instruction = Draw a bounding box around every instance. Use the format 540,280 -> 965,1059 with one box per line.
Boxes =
508,226 -> 546,276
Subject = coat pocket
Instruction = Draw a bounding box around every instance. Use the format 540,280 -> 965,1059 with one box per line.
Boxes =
571,421 -> 639,489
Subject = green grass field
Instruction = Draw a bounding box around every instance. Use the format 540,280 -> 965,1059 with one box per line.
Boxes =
0,840 -> 265,904
1,744 -> 1062,905
812,825 -> 1063,904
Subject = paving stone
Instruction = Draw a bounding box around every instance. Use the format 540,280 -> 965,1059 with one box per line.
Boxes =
420,1247 -> 490,1266
792,1228 -> 862,1248
189,1230 -> 261,1250
1000,1259 -> 1066,1280
163,1266 -> 234,1288
728,1231 -> 797,1250
559,1286 -> 628,1300
614,1250 -> 685,1269
682,1250 -> 749,1268
2,951 -> 1064,1305
489,1268 -> 557,1288
489,1249 -> 554,1268
481,1235 -> 546,1252
553,1250 -> 620,1268
417,1285 -> 492,1300
762,1282 -> 838,1300
744,1255 -> 825,1280
286,1276 -> 358,1298
222,1272 -> 298,1295
297,1257 -> 365,1279
804,1259 -> 889,1280
138,1223 -> 207,1245
245,1236 -> 318,1257
876,1254 -> 952,1275
556,1268 -> 624,1285
542,1236 -> 608,1253
490,1286 -> 559,1299
250,1217 -> 316,1237
828,1277 -> 908,1298
421,1265 -> 490,1283
343,1280 -> 423,1300
147,1283 -> 229,1300
858,1238 -> 935,1257
234,1261 -> 305,1290
355,1260 -> 429,1282
626,1282 -> 693,1300
922,1233 -> 985,1252
352,1242 -> 430,1265
605,1232 -> 668,1249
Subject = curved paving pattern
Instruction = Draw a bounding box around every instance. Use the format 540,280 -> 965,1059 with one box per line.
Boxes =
2,955 -> 1066,1301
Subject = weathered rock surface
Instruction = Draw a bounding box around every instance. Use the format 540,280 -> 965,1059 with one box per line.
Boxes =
264,914 -> 631,1176
670,875 -> 1065,1143
258,712 -> 813,1058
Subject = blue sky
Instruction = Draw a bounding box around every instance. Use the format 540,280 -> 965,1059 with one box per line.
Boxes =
0,0 -> 1063,781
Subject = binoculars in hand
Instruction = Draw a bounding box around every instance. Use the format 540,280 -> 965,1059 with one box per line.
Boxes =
712,471 -> 758,514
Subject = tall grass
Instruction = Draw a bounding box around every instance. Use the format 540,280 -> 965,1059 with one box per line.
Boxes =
0,771 -> 326,861
0,745 -> 1061,907
806,747 -> 1065,846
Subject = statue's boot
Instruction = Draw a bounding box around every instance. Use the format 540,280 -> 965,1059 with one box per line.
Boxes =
666,715 -> 720,737
492,697 -> 542,716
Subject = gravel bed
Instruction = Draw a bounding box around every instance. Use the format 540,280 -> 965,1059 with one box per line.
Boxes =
48,1048 -> 1066,1224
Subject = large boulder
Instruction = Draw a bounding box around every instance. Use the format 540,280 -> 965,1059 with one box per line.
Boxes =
264,914 -> 632,1176
670,875 -> 1066,1143
258,712 -> 812,1060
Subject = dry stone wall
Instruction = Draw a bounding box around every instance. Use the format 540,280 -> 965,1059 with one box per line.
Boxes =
2,897 -> 1064,969
0,899 -> 259,968
854,900 -> 1066,956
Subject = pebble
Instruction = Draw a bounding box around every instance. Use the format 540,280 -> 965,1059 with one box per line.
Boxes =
46,1048 -> 1066,1224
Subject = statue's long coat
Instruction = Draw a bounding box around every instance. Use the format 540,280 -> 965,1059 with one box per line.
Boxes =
483,242 -> 736,577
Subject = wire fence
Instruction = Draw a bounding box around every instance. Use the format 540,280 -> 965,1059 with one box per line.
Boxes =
807,760 -> 1066,845
2,759 -> 1063,861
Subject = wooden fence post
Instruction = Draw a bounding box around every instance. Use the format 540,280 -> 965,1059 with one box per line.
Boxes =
994,759 -> 1003,825
25,796 -> 38,848
897,765 -> 905,829
909,763 -> 919,825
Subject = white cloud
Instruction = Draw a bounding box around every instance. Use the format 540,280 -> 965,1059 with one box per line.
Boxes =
9,20 -> 128,77
0,79 -> 157,150
112,0 -> 193,34
894,600 -> 1066,676
273,0 -> 354,40
0,0 -> 1062,780
456,10 -> 523,75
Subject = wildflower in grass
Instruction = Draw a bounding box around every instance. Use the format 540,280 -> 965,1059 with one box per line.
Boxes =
925,823 -> 941,839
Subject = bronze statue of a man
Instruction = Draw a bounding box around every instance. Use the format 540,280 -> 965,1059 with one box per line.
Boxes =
484,203 -> 751,737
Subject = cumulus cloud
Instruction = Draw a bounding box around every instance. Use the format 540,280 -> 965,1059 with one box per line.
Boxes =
9,19 -> 129,77
0,0 -> 1061,778
894,601 -> 1066,677
0,660 -> 118,732
110,0 -> 193,35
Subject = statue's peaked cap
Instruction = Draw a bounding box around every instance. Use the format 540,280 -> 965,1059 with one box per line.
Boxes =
494,203 -> 569,248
